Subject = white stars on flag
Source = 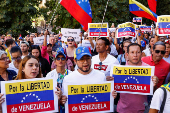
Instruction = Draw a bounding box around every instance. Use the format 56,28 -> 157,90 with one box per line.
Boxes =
123,76 -> 139,84
81,95 -> 98,103
21,93 -> 41,103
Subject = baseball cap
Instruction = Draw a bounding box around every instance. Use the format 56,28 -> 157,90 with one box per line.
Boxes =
55,47 -> 66,58
74,46 -> 92,60
141,40 -> 146,47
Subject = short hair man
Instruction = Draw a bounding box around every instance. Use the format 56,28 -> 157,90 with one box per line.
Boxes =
8,46 -> 22,74
142,41 -> 170,88
61,46 -> 117,104
5,39 -> 16,61
49,36 -> 60,51
20,41 -> 29,59
116,43 -> 158,113
91,37 -> 119,77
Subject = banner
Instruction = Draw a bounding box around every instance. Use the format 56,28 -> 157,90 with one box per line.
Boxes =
117,22 -> 136,38
61,28 -> 81,42
33,35 -> 50,45
110,65 -> 155,95
108,28 -> 116,33
157,15 -> 170,36
88,23 -> 109,37
140,25 -> 152,33
1,78 -> 58,113
64,81 -> 114,113
136,17 -> 142,22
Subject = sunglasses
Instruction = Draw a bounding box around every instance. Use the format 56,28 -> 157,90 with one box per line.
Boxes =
155,50 -> 165,54
12,56 -> 21,61
67,39 -> 74,42
98,62 -> 102,70
56,57 -> 66,61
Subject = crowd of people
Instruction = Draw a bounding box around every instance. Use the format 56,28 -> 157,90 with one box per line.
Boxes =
0,23 -> 170,113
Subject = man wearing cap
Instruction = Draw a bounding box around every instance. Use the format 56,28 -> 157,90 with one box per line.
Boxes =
20,41 -> 30,59
61,46 -> 117,105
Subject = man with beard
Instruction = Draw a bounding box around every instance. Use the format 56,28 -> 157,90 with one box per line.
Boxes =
61,46 -> 117,106
20,41 -> 30,59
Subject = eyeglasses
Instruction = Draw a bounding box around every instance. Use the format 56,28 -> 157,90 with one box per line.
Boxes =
12,56 -> 21,61
67,39 -> 74,42
98,62 -> 102,70
155,50 -> 166,54
78,57 -> 91,63
0,57 -> 9,61
56,57 -> 66,61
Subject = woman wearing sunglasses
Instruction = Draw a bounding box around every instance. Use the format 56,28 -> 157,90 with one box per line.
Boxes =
65,37 -> 76,70
46,47 -> 72,88
8,46 -> 22,74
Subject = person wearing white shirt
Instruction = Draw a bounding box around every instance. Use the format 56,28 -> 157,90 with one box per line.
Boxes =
91,37 -> 119,77
108,37 -> 118,57
46,47 -> 72,88
8,46 -> 22,74
61,46 -> 117,105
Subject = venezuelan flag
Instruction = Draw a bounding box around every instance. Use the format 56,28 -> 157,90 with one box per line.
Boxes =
129,0 -> 158,22
5,79 -> 55,113
67,83 -> 112,113
147,0 -> 157,13
112,66 -> 152,94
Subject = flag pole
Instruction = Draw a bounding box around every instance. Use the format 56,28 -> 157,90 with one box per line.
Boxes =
48,0 -> 60,27
99,0 -> 110,38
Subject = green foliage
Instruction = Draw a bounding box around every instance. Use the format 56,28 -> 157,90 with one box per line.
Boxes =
42,0 -> 170,32
0,0 -> 41,38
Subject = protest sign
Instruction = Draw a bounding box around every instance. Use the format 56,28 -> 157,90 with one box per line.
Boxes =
88,23 -> 109,37
64,81 -> 114,113
157,15 -> 170,36
110,65 -> 155,95
133,17 -> 136,22
33,35 -> 50,45
139,25 -> 152,33
133,17 -> 142,23
1,78 -> 58,113
136,17 -> 142,22
61,28 -> 81,42
108,28 -> 116,33
117,22 -> 136,38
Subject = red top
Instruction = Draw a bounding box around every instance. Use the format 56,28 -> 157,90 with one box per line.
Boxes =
142,56 -> 170,88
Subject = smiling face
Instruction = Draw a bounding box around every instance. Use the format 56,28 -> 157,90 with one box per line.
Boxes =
22,58 -> 40,79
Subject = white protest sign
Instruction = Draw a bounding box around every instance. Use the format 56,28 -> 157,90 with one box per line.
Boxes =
33,35 -> 49,45
61,28 -> 81,42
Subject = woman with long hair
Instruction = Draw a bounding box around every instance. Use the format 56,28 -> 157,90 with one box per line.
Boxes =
0,55 -> 61,113
65,37 -> 76,70
31,45 -> 51,77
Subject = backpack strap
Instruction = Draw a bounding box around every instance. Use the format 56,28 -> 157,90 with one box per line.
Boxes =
159,87 -> 167,113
